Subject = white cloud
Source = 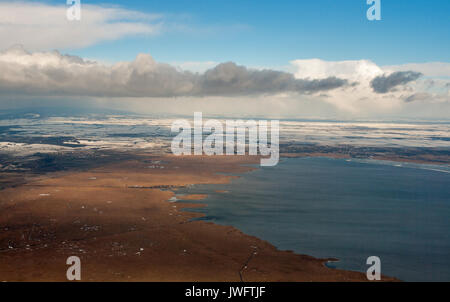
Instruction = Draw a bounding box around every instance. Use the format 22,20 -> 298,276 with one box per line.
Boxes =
291,59 -> 383,81
290,58 -> 449,115
0,2 -> 162,50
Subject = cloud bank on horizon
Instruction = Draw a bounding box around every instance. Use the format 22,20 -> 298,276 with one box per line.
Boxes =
1,45 -> 448,118
0,45 -> 351,97
0,1 -> 448,119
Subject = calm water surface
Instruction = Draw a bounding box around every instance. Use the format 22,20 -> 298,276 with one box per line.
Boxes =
176,157 -> 450,281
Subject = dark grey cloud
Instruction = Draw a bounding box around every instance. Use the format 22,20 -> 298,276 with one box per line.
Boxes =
194,62 -> 349,96
0,47 -> 349,98
370,71 -> 422,93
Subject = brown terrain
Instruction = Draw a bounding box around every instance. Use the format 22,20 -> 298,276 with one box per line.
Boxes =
0,154 -> 395,281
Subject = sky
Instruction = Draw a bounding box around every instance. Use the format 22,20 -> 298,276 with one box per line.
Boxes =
28,0 -> 450,66
0,0 -> 449,120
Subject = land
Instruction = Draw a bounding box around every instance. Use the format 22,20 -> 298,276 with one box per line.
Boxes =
0,154 -> 393,282
280,143 -> 450,165
2,141 -> 445,281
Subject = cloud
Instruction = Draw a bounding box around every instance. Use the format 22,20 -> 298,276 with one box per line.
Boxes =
291,59 -> 384,81
0,2 -> 162,50
0,48 -> 447,119
370,71 -> 423,93
383,62 -> 450,78
0,46 -> 349,98
404,92 -> 431,103
195,62 -> 349,96
174,61 -> 219,73
403,92 -> 450,104
289,58 -> 449,115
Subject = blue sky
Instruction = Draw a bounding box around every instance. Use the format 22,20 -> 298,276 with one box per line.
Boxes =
52,0 -> 450,66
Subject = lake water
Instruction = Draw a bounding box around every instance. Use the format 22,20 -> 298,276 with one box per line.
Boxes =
176,157 -> 450,281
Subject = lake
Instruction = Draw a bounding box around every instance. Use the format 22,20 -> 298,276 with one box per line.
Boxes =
176,157 -> 450,281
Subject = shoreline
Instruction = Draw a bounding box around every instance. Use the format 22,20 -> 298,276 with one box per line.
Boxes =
1,150 -> 447,194
0,154 -> 400,281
